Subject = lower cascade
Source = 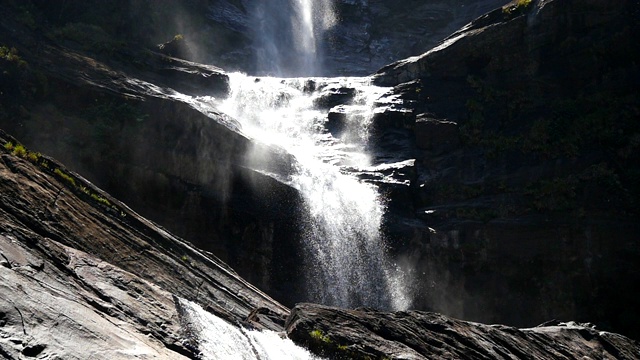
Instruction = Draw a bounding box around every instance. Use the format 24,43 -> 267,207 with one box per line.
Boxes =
213,73 -> 412,310
179,299 -> 322,360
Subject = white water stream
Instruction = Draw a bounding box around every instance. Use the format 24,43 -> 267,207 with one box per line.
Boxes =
178,1 -> 414,358
179,299 -> 323,360
252,0 -> 336,76
213,74 -> 411,311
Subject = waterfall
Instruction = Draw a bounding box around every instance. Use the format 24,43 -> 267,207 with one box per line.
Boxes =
215,73 -> 411,311
178,299 -> 322,360
251,0 -> 336,76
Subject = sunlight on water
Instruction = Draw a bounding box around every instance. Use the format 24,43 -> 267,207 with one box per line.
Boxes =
180,299 -> 323,360
252,0 -> 336,76
214,73 -> 412,311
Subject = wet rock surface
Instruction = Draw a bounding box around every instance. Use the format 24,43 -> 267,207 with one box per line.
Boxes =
368,0 -> 640,340
286,303 -> 640,360
0,5 -> 307,307
1,0 -> 639,357
1,129 -> 638,358
0,129 -> 289,359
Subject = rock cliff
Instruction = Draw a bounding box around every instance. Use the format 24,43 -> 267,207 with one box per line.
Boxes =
0,0 -> 308,306
1,0 -> 639,357
370,0 -> 640,340
2,134 -> 638,357
23,0 -> 507,76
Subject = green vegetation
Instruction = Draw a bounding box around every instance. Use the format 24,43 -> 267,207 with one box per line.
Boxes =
503,0 -> 533,14
4,141 -> 42,164
12,143 -> 27,157
54,168 -> 77,187
91,193 -> 112,207
3,141 -> 123,214
309,329 -> 331,344
0,46 -> 27,68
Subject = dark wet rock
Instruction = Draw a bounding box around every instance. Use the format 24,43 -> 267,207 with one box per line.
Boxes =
345,159 -> 417,219
367,0 -> 640,340
326,105 -> 349,136
369,90 -> 417,134
157,35 -> 193,60
345,159 -> 416,188
0,13 -> 306,308
0,128 -> 289,358
144,51 -> 230,97
286,303 -> 640,360
313,86 -> 357,110
414,114 -> 460,153
324,0 -> 507,76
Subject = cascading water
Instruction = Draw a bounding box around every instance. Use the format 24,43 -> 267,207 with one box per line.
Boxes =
178,299 -> 322,360
251,0 -> 336,76
215,74 -> 411,311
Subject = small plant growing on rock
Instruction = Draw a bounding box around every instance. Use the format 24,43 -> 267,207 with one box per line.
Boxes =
26,151 -> 40,163
0,46 -> 28,67
309,329 -> 331,344
54,168 -> 77,187
12,144 -> 27,157
503,0 -> 533,15
91,193 -> 112,207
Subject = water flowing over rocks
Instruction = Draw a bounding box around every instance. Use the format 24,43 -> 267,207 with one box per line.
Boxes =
43,0 -> 503,76
0,6 -> 307,306
1,132 -> 638,358
1,0 -> 640,358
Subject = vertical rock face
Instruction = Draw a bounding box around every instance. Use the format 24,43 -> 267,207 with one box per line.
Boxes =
196,0 -> 509,75
32,0 -> 506,76
25,0 -> 510,76
2,0 -> 639,350
368,0 -> 640,340
324,0 -> 507,75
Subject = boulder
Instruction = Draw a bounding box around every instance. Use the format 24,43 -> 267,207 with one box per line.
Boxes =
286,303 -> 640,360
313,85 -> 357,110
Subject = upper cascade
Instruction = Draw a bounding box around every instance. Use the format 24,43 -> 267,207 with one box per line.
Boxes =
212,73 -> 412,310
250,0 -> 337,76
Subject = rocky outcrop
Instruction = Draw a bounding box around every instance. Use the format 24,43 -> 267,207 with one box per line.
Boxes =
2,0 -> 639,353
24,0 -> 507,76
0,5 -> 307,308
366,0 -> 640,340
0,128 -> 290,358
2,128 -> 638,359
286,303 -> 640,359
324,0 -> 507,75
